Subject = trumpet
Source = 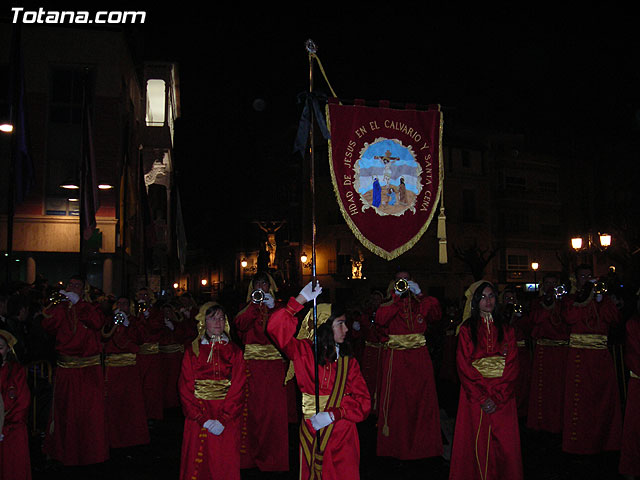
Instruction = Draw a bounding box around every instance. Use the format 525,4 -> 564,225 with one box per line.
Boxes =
113,310 -> 128,326
554,285 -> 568,300
394,278 -> 409,294
593,281 -> 608,296
251,289 -> 265,304
46,290 -> 69,308
135,300 -> 149,316
512,303 -> 523,315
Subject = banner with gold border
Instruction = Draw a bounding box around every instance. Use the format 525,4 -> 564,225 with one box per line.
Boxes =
327,99 -> 443,260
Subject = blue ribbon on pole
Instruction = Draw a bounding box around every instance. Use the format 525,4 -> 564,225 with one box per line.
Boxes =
293,91 -> 331,155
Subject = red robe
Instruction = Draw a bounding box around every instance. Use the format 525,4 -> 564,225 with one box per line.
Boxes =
526,298 -> 569,433
562,294 -> 622,454
0,362 -> 31,480
356,310 -> 385,414
619,315 -> 640,476
511,312 -> 532,418
267,298 -> 371,480
234,301 -> 289,472
103,322 -> 150,448
449,318 -> 523,480
160,321 -> 186,410
179,337 -> 246,480
42,300 -> 109,465
375,293 -> 443,459
136,305 -> 166,420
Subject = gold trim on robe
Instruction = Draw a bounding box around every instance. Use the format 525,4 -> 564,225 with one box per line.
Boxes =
630,370 -> 639,380
139,342 -> 160,355
301,393 -> 329,419
569,333 -> 608,350
385,333 -> 426,350
104,352 -> 137,367
472,355 -> 506,378
57,354 -> 101,369
159,344 -> 185,354
194,379 -> 231,400
243,343 -> 283,361
536,338 -> 569,347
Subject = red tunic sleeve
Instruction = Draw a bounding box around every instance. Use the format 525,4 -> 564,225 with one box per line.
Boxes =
0,364 -> 30,430
266,297 -> 306,360
218,346 -> 247,425
456,324 -> 490,405
488,326 -> 519,406
326,358 -> 371,423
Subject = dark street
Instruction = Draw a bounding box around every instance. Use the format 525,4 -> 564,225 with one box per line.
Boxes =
29,404 -> 624,480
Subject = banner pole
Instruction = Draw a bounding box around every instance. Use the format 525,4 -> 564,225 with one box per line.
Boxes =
305,38 -> 320,416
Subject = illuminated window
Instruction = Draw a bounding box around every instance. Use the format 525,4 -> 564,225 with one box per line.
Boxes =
145,79 -> 166,126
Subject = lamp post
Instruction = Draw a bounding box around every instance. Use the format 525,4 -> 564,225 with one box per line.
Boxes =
570,232 -> 612,276
531,262 -> 539,292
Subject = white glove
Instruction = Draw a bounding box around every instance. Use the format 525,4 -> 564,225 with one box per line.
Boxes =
0,433 -> 4,442
408,280 -> 421,295
263,293 -> 275,309
310,411 -> 334,431
143,309 -> 150,318
164,318 -> 175,330
352,321 -> 361,331
204,419 -> 224,436
300,281 -> 322,302
595,294 -> 603,303
64,291 -> 80,304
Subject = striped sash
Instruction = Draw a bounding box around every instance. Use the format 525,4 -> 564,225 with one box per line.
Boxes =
299,355 -> 349,480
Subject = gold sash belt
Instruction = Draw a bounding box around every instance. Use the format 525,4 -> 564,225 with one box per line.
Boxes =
194,379 -> 231,400
569,334 -> 608,350
364,341 -> 382,348
301,393 -> 329,419
159,344 -> 185,354
386,333 -> 426,350
536,338 -> 569,347
57,354 -> 101,369
139,342 -> 160,355
516,340 -> 526,348
630,370 -> 639,380
472,355 -> 505,378
243,343 -> 283,360
105,353 -> 137,367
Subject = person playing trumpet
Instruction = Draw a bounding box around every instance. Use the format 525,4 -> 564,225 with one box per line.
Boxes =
101,296 -> 150,449
561,264 -> 622,455
233,271 -> 289,472
41,275 -> 109,466
526,272 -> 570,434
374,268 -> 443,461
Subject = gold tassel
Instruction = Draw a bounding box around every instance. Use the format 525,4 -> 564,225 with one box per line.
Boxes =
437,204 -> 447,264
439,239 -> 448,264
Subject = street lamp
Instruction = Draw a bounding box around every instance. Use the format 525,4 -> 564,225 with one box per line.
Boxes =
201,279 -> 208,286
240,258 -> 248,269
531,262 -> 539,292
300,252 -> 312,269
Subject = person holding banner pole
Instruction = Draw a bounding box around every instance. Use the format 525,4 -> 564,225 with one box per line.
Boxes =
267,282 -> 371,479
375,269 -> 443,460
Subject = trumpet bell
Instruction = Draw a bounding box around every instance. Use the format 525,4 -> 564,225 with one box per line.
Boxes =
554,285 -> 568,299
251,289 -> 265,304
394,278 -> 409,294
48,290 -> 69,306
593,281 -> 608,295
113,311 -> 127,325
135,301 -> 149,315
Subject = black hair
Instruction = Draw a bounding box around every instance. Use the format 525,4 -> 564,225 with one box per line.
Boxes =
467,282 -> 505,347
575,264 -> 593,275
252,271 -> 271,284
316,305 -> 352,366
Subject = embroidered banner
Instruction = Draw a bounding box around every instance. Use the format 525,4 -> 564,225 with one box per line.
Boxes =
327,99 -> 443,260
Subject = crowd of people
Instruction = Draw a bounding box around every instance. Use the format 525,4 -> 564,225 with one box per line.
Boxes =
0,264 -> 638,479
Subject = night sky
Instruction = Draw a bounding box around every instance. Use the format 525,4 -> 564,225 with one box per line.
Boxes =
137,11 -> 640,252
